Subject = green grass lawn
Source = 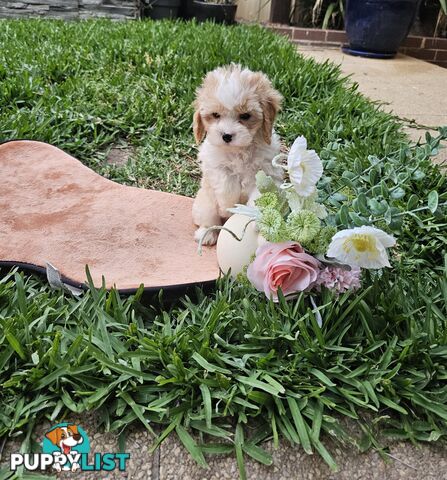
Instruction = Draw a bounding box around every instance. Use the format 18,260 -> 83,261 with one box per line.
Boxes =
0,19 -> 446,479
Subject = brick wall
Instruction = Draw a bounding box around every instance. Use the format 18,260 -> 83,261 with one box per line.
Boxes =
400,37 -> 447,68
268,25 -> 447,69
0,0 -> 140,19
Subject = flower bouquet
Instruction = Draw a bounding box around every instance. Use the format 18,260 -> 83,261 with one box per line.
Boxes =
213,135 -> 396,302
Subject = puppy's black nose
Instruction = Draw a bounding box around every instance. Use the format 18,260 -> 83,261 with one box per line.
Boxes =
222,133 -> 233,143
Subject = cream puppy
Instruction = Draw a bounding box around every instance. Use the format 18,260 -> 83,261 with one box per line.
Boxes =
192,64 -> 283,245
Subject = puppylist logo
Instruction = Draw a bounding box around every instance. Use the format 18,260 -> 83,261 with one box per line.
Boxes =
10,422 -> 130,473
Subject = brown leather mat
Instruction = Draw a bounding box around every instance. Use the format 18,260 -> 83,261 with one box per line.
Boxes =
0,140 -> 218,292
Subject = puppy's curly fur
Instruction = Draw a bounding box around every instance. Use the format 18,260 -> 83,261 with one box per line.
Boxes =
192,64 -> 283,245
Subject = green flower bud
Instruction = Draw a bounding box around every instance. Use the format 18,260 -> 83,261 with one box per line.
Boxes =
258,207 -> 288,242
286,210 -> 321,245
306,225 -> 338,254
256,171 -> 277,194
255,192 -> 279,211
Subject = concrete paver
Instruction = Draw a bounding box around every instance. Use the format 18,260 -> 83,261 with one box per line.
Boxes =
160,434 -> 447,480
297,46 -> 447,164
2,415 -> 447,479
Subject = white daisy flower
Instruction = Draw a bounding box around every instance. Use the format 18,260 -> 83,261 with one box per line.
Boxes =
327,226 -> 396,269
287,136 -> 323,197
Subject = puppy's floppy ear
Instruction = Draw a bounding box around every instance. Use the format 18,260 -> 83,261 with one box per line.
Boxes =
193,110 -> 206,144
45,428 -> 61,446
261,87 -> 282,145
250,72 -> 282,145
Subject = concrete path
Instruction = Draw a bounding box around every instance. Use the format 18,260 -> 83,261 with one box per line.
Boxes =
1,413 -> 447,479
297,46 -> 447,164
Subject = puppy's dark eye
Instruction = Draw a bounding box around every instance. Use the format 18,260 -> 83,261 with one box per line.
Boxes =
239,113 -> 251,120
212,112 -> 220,119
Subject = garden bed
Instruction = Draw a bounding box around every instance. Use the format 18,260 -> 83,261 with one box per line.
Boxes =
0,19 -> 446,479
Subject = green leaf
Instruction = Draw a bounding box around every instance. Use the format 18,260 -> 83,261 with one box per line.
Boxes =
119,392 -> 155,435
242,443 -> 273,466
412,169 -> 426,181
390,187 -> 405,200
341,175 -> 355,189
369,168 -> 379,185
368,198 -> 386,215
310,368 -> 336,387
339,205 -> 349,225
310,401 -> 323,441
331,193 -> 347,202
312,438 -> 338,472
149,417 -> 181,453
384,208 -> 392,225
377,395 -> 408,415
322,2 -> 336,29
349,212 -> 367,226
368,155 -> 380,166
356,193 -> 369,216
406,194 -> 419,210
287,397 -> 312,454
202,444 -> 234,455
190,421 -> 232,439
176,425 -> 208,468
5,331 -> 27,361
192,352 -> 231,374
236,375 -> 284,396
380,180 -> 389,199
235,424 -> 247,480
14,273 -> 28,315
199,383 -> 212,429
410,393 -> 447,421
261,374 -> 286,394
353,158 -> 363,174
427,190 -> 439,213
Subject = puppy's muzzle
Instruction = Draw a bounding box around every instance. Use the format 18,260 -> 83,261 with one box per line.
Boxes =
222,133 -> 233,143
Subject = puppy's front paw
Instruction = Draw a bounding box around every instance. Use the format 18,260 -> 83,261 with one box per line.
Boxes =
195,227 -> 219,246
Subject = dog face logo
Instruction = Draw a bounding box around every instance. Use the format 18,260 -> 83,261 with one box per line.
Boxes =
42,423 -> 89,472
12,423 -> 129,473
45,424 -> 83,455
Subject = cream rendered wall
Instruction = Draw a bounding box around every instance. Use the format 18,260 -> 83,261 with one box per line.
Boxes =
236,0 -> 272,23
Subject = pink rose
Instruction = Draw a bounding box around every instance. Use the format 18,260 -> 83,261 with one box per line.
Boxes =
247,241 -> 320,301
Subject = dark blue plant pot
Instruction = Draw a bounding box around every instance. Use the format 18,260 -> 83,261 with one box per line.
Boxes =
192,1 -> 237,24
344,0 -> 420,58
143,0 -> 181,20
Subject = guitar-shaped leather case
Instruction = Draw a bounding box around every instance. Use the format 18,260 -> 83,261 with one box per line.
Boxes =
0,141 -> 218,294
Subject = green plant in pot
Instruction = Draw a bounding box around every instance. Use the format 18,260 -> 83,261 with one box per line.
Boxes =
192,0 -> 238,24
142,0 -> 182,20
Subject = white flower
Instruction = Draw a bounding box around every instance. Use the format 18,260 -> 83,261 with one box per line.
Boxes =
327,226 -> 396,269
287,136 -> 323,197
227,204 -> 261,220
